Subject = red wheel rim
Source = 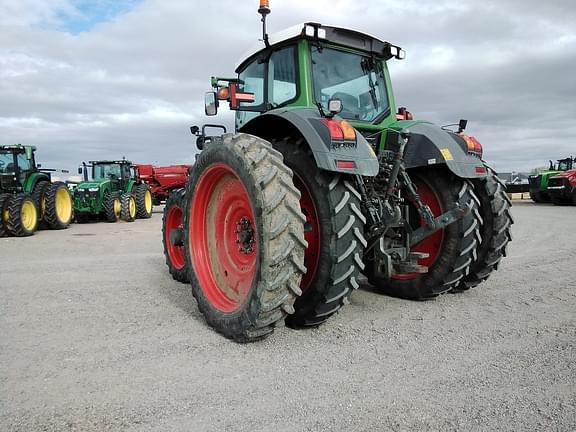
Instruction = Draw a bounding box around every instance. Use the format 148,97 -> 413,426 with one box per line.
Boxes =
190,164 -> 257,313
165,204 -> 185,270
392,179 -> 444,280
293,173 -> 320,293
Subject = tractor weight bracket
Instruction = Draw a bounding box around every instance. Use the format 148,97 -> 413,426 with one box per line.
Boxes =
409,205 -> 470,247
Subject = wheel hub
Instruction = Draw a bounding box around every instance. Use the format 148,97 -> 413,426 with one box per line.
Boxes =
235,217 -> 255,254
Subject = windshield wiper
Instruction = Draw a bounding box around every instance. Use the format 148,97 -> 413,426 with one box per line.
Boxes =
361,58 -> 379,110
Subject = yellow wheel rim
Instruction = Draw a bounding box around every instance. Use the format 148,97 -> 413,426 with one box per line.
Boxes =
129,196 -> 136,218
114,198 -> 121,217
21,200 -> 37,231
144,190 -> 152,213
55,187 -> 72,223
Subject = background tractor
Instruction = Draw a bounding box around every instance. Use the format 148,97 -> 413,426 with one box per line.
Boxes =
0,144 -> 73,237
163,1 -> 513,342
547,159 -> 576,205
74,159 -> 153,223
529,157 -> 574,203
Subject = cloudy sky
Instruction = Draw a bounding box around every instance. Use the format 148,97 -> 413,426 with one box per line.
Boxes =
1,0 -> 575,174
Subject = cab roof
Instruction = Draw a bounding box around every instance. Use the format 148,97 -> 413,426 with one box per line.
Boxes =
90,160 -> 133,165
235,22 -> 403,72
0,144 -> 36,152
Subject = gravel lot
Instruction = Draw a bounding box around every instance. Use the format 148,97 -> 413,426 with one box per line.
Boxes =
1,200 -> 575,431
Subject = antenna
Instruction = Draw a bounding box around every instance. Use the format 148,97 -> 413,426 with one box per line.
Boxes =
258,0 -> 271,47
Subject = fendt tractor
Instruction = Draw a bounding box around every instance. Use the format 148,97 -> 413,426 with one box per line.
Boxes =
529,157 -> 574,203
162,1 -> 513,342
547,159 -> 576,205
0,144 -> 73,237
73,159 -> 153,223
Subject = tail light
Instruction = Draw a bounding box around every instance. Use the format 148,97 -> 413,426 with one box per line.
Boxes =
462,134 -> 483,157
321,119 -> 356,142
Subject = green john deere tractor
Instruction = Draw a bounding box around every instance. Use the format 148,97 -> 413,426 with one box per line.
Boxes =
0,144 -> 73,237
162,2 -> 513,342
73,159 -> 153,223
529,157 -> 574,203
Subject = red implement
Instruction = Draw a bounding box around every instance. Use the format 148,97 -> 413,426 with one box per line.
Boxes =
134,164 -> 192,204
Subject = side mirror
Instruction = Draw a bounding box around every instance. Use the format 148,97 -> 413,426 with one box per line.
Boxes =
205,92 -> 218,116
78,167 -> 83,175
190,125 -> 200,135
458,119 -> 468,133
37,163 -> 42,168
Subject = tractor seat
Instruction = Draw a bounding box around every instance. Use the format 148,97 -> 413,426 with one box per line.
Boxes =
4,163 -> 15,173
331,92 -> 360,119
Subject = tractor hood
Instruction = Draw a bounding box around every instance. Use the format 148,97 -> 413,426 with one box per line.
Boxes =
77,179 -> 109,190
531,170 -> 560,178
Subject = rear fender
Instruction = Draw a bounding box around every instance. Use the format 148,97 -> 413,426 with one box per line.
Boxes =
239,108 -> 379,176
387,121 -> 488,179
24,172 -> 50,193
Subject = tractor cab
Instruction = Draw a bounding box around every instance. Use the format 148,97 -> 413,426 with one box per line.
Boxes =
206,22 -> 404,136
552,157 -> 574,172
0,145 -> 38,193
80,159 -> 136,193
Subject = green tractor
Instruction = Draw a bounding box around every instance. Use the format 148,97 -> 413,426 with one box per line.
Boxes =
73,159 -> 153,223
529,157 -> 574,203
0,144 -> 73,237
162,2 -> 513,342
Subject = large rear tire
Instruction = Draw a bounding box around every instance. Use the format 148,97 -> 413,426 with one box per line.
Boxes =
5,193 -> 38,237
184,133 -> 306,342
366,168 -> 479,300
44,182 -> 73,229
272,137 -> 366,328
162,189 -> 189,283
135,184 -> 153,219
454,166 -> 513,291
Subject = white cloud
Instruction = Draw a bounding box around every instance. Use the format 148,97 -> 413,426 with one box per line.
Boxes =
0,0 -> 575,173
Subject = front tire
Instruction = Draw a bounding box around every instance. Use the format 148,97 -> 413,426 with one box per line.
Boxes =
162,189 -> 188,283
121,193 -> 136,222
104,192 -> 121,222
135,184 -> 153,219
366,168 -> 479,300
272,137 -> 366,328
184,133 -> 306,342
0,193 -> 12,237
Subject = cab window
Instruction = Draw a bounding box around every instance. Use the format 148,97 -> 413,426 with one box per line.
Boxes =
236,45 -> 298,129
17,153 -> 31,184
269,46 -> 297,107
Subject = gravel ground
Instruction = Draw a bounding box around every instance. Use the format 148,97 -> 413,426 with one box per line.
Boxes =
1,200 -> 575,431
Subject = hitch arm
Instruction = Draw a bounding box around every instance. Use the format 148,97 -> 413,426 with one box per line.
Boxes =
409,205 -> 470,246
